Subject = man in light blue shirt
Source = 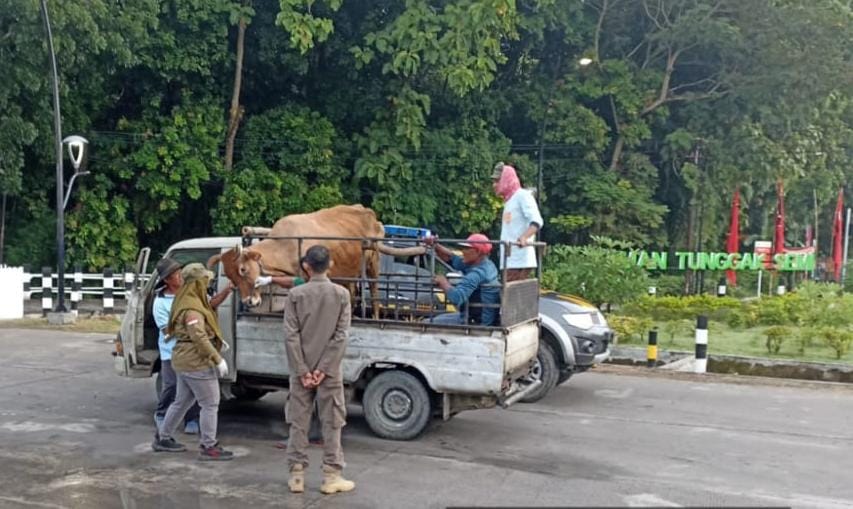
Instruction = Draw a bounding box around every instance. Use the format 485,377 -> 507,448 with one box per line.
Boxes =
153,258 -> 200,433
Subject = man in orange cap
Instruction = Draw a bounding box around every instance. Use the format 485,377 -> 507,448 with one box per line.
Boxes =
426,233 -> 500,326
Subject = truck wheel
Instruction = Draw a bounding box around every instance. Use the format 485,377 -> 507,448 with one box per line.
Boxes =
521,341 -> 559,403
363,370 -> 431,440
231,384 -> 270,402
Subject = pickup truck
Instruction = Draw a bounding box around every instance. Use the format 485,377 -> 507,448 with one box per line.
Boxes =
114,237 -> 542,440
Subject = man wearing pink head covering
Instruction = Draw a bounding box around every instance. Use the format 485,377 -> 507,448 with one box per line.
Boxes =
491,162 -> 544,281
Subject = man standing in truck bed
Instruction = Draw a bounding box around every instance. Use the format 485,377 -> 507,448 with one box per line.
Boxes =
283,245 -> 355,495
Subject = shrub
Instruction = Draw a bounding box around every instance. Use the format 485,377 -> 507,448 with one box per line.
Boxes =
660,319 -> 694,345
818,327 -> 853,360
764,326 -> 790,354
609,315 -> 653,344
649,274 -> 685,296
542,242 -> 648,308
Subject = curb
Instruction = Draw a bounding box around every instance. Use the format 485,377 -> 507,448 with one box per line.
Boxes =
605,346 -> 853,384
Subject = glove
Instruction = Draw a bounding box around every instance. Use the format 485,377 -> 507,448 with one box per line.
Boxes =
254,275 -> 273,287
216,359 -> 229,378
293,277 -> 306,286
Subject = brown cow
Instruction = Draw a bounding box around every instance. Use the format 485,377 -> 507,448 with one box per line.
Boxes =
207,205 -> 426,314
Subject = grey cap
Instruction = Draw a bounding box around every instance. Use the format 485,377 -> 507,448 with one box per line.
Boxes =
156,258 -> 181,279
181,263 -> 214,283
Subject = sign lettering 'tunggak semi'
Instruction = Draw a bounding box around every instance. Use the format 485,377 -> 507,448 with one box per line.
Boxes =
629,251 -> 816,272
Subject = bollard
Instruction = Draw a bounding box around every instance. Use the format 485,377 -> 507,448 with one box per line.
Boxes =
647,286 -> 657,296
71,265 -> 82,316
23,264 -> 32,300
41,266 -> 52,316
694,315 -> 708,373
647,328 -> 658,368
717,277 -> 726,297
776,284 -> 786,296
103,268 -> 114,313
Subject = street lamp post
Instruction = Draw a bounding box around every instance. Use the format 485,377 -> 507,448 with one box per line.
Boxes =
40,0 -> 88,316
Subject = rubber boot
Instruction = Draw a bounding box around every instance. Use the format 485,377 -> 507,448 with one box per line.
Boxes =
320,465 -> 355,494
288,464 -> 305,494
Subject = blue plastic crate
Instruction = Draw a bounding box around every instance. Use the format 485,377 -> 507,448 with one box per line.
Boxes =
384,225 -> 432,239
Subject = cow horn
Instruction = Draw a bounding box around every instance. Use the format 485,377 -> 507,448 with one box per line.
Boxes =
375,240 -> 427,257
237,244 -> 243,257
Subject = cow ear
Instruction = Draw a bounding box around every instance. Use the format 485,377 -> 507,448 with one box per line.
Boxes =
206,254 -> 221,268
247,250 -> 262,261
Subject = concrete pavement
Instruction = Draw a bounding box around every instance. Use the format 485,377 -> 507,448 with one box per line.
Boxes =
1,328 -> 852,508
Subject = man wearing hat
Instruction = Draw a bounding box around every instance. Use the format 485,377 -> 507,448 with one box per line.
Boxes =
492,162 -> 544,281
426,233 -> 500,326
152,258 -> 200,434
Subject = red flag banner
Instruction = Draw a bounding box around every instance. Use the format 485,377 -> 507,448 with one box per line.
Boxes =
832,189 -> 844,282
774,180 -> 785,256
726,188 -> 740,285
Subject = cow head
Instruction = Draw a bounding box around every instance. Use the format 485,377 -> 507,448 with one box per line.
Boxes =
207,245 -> 264,307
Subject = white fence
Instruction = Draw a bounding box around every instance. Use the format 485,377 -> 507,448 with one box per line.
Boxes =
20,266 -> 152,316
0,266 -> 25,319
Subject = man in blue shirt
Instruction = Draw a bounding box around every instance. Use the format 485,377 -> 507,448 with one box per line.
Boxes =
427,234 -> 500,326
153,258 -> 200,433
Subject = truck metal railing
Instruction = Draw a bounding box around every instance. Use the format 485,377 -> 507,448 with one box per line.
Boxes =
238,233 -> 545,330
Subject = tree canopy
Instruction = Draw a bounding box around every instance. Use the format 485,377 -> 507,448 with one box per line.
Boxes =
1,0 -> 850,269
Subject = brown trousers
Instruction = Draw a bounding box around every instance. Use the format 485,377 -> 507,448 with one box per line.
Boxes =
286,376 -> 346,470
505,268 -> 533,282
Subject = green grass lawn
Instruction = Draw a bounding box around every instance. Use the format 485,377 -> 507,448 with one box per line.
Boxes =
0,316 -> 121,334
618,322 -> 853,365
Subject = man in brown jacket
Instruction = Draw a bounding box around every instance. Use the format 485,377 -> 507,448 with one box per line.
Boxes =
284,245 -> 355,495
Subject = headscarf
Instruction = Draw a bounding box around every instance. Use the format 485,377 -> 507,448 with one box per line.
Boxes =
494,164 -> 521,202
167,265 -> 224,347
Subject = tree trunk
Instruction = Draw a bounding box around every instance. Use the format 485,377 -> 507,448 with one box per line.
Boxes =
224,15 -> 248,172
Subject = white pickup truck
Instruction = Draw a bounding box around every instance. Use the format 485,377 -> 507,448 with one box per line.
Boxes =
114,237 -> 541,440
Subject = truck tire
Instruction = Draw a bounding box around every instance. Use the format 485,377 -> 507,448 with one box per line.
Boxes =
521,341 -> 559,403
363,370 -> 431,440
231,384 -> 270,402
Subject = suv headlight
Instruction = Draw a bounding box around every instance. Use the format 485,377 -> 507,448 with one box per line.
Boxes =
563,313 -> 593,330
595,311 -> 608,327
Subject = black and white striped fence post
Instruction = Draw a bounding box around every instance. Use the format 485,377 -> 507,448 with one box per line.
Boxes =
695,315 -> 708,373
717,277 -> 727,297
124,266 -> 134,295
71,265 -> 82,315
103,268 -> 114,313
23,264 -> 32,300
41,266 -> 52,316
647,328 -> 658,368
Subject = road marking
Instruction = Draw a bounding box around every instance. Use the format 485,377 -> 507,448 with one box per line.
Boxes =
0,421 -> 95,433
624,493 -> 682,507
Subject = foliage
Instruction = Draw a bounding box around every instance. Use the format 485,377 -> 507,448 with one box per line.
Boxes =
660,319 -> 694,345
541,240 -> 648,308
818,327 -> 853,360
622,294 -> 740,322
764,326 -> 790,354
609,315 -> 654,344
0,0 -> 850,272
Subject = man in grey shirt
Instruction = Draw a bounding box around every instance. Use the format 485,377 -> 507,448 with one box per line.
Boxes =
283,245 -> 355,495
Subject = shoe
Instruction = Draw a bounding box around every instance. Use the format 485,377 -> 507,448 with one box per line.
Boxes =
320,465 -> 355,494
288,464 -> 305,493
198,443 -> 234,461
152,436 -> 186,452
184,420 -> 199,435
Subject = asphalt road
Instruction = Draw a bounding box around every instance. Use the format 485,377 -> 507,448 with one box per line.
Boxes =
1,328 -> 852,509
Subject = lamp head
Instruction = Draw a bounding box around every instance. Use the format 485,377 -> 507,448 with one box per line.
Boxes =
62,135 -> 88,172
